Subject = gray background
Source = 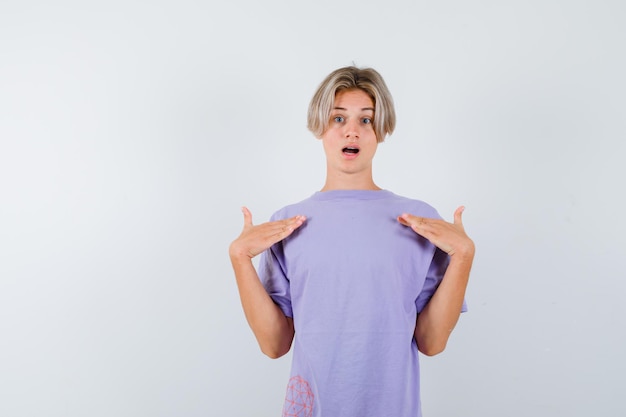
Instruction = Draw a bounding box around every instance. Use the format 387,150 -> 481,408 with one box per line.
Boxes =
1,0 -> 624,416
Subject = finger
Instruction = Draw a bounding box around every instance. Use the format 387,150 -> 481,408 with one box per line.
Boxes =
273,215 -> 304,230
241,206 -> 253,227
288,214 -> 306,224
398,213 -> 421,227
399,214 -> 434,232
270,216 -> 306,242
397,215 -> 410,227
284,215 -> 306,232
265,215 -> 306,236
453,206 -> 465,228
398,215 -> 430,239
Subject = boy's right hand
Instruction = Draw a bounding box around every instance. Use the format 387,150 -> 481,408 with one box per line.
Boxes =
229,207 -> 306,260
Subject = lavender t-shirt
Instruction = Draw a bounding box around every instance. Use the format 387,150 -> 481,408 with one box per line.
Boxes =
259,190 -> 463,417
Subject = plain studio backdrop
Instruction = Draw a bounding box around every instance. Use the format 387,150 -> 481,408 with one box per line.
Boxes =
1,0 -> 624,416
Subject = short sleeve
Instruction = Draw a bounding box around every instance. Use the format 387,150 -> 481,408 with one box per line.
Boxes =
415,248 -> 468,313
259,241 -> 293,318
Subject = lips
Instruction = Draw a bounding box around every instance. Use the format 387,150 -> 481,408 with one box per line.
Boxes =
342,146 -> 360,154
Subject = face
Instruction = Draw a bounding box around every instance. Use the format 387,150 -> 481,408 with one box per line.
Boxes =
320,89 -> 378,180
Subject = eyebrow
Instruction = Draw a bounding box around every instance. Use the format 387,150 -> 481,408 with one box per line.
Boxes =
333,106 -> 375,111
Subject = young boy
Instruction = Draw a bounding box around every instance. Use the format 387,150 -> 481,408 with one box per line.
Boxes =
229,66 -> 474,417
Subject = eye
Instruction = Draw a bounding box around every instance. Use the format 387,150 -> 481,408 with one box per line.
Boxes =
333,116 -> 345,123
362,117 -> 372,124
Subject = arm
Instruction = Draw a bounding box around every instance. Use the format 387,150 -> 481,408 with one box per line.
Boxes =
398,206 -> 475,356
229,207 -> 306,358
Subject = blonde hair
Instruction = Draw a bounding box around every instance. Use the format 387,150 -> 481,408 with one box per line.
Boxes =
307,66 -> 396,142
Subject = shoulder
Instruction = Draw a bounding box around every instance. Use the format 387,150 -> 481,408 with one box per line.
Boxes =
384,191 -> 443,220
269,190 -> 443,220
269,195 -> 317,221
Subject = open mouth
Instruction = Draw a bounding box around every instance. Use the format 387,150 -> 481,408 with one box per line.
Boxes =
342,147 -> 360,154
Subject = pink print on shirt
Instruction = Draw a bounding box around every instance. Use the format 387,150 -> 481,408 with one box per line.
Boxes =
283,375 -> 314,417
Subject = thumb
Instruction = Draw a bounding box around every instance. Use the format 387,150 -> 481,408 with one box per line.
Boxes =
454,206 -> 465,228
241,206 -> 253,227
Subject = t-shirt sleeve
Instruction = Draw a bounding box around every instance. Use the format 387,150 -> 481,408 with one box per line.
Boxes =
258,241 -> 293,318
415,247 -> 469,313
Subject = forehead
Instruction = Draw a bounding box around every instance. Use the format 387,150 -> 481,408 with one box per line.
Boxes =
333,89 -> 374,110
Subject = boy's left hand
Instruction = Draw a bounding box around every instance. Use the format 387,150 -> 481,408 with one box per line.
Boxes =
397,206 -> 475,259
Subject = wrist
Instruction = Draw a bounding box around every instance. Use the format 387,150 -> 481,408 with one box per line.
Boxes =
449,241 -> 475,263
229,242 -> 252,262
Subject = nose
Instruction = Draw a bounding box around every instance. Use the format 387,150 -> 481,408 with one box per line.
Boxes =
344,119 -> 360,141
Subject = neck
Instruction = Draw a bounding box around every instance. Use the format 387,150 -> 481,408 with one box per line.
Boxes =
320,170 -> 381,192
